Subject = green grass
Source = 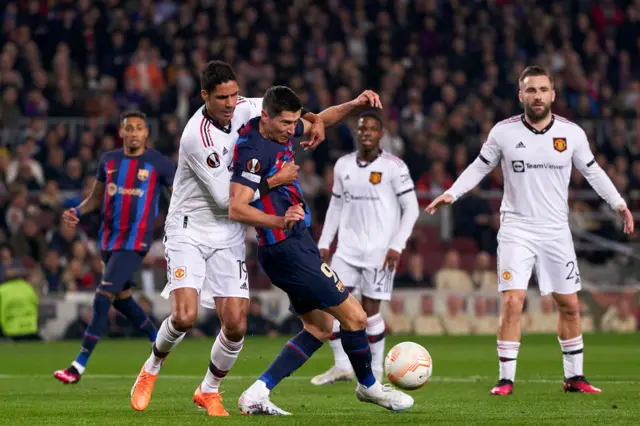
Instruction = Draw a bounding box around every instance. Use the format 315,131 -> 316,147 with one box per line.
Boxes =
1,334 -> 639,425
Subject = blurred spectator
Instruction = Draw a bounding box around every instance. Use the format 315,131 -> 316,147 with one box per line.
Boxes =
440,296 -> 471,335
386,296 -> 411,334
396,252 -> 432,288
0,244 -> 25,283
246,297 -> 277,337
601,297 -> 637,333
6,141 -> 44,187
435,249 -> 473,293
11,216 -> 47,263
471,252 -> 498,292
470,297 -> 498,335
414,295 -> 443,336
41,250 -> 65,294
524,296 -> 557,334
0,275 -> 39,340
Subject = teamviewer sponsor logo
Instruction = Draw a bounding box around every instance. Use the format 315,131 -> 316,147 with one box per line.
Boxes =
512,160 -> 524,173
526,163 -> 565,170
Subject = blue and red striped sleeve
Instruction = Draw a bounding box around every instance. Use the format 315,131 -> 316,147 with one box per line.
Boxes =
231,140 -> 270,191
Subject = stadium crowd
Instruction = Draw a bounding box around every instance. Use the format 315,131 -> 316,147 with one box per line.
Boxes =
0,0 -> 639,336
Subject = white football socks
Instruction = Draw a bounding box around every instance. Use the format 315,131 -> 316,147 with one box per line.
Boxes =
144,318 -> 185,374
558,335 -> 584,378
497,340 -> 520,382
201,331 -> 244,393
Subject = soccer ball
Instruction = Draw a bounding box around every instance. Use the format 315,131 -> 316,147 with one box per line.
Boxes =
384,342 -> 432,390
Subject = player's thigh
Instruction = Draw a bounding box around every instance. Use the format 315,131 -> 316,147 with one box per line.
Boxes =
330,255 -> 362,292
536,234 -> 581,296
360,266 -> 395,302
299,309 -> 334,341
203,243 -> 249,309
160,239 -> 207,301
258,232 -> 349,315
497,239 -> 536,293
100,250 -> 145,294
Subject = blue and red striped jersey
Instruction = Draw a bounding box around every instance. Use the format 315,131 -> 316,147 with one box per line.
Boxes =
96,148 -> 175,252
231,117 -> 311,246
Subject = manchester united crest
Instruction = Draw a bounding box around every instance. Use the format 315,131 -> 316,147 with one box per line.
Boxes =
553,137 -> 567,153
369,171 -> 382,185
137,169 -> 149,181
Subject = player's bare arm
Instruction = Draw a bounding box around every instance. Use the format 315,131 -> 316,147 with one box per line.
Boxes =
425,193 -> 454,215
229,182 -> 305,229
64,180 -> 105,227
300,90 -> 382,149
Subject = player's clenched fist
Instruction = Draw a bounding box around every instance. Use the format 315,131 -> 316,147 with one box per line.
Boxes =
283,203 -> 305,229
62,208 -> 80,227
274,161 -> 299,186
425,194 -> 454,215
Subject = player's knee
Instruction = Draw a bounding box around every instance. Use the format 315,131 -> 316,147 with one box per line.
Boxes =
501,294 -> 525,322
171,307 -> 197,331
221,317 -> 247,341
557,300 -> 580,321
338,303 -> 367,331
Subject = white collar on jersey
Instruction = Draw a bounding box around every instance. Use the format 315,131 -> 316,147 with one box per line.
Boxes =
202,106 -> 232,134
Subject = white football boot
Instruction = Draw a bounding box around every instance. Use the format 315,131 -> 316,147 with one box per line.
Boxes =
355,381 -> 414,411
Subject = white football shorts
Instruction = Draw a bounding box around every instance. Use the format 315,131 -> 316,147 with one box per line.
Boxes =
161,237 -> 249,309
497,229 -> 581,296
331,254 -> 395,301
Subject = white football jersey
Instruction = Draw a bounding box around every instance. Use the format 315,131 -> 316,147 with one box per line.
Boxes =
165,97 -> 262,248
446,114 -> 626,239
319,151 -> 417,267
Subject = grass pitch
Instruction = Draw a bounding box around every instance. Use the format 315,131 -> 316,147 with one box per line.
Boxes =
1,334 -> 638,425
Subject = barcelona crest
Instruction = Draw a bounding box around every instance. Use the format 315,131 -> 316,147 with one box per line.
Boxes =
369,171 -> 382,185
553,137 -> 567,153
137,169 -> 149,181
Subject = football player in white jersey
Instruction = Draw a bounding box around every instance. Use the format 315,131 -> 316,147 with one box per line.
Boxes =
312,112 -> 419,385
426,66 -> 634,396
130,61 -> 324,415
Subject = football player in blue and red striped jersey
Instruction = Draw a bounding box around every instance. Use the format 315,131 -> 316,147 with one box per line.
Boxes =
54,111 -> 175,384
229,86 -> 413,415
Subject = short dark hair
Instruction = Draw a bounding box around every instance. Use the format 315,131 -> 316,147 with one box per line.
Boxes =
358,111 -> 383,127
200,60 -> 237,93
120,110 -> 146,124
518,65 -> 553,86
263,86 -> 302,117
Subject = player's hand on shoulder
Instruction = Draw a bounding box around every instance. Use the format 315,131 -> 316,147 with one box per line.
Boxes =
62,208 -> 80,227
425,193 -> 454,215
283,203 -> 305,229
354,90 -> 383,109
616,205 -> 635,234
319,248 -> 332,264
383,249 -> 401,271
273,161 -> 299,187
301,118 -> 326,151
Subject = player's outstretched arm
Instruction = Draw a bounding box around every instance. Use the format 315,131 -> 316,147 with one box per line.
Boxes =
426,132 -> 501,213
229,183 -> 304,229
300,90 -> 382,150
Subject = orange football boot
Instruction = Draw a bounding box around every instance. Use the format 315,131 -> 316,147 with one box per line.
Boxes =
193,385 -> 229,416
130,367 -> 159,411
